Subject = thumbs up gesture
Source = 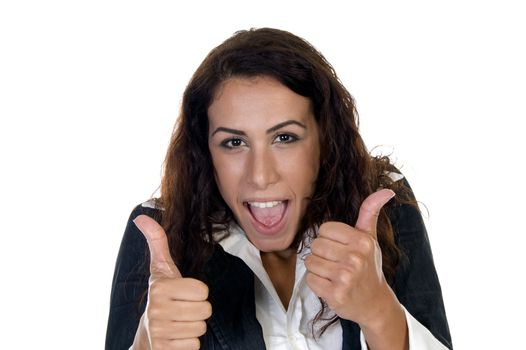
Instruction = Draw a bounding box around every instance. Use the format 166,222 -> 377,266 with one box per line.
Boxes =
305,189 -> 401,327
131,215 -> 212,350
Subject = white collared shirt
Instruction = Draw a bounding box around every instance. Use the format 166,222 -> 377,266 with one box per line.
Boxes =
218,223 -> 449,350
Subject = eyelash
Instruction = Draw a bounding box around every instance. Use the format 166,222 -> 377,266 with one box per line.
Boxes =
220,133 -> 299,149
274,134 -> 297,143
221,138 -> 246,149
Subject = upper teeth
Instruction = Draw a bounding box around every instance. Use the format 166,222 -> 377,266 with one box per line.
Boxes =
249,201 -> 282,208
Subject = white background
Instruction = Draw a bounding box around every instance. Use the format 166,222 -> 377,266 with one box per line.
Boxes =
1,1 -> 524,349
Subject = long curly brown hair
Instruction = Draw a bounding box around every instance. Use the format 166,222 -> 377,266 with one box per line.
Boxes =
158,27 -> 412,333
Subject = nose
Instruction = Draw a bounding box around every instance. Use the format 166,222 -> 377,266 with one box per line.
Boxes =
246,146 -> 279,190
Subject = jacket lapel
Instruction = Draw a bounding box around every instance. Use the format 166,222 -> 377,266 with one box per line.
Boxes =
204,246 -> 266,350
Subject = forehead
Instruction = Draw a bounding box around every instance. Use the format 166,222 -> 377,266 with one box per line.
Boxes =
207,76 -> 313,129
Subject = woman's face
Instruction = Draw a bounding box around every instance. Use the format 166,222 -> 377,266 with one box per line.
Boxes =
208,76 -> 320,253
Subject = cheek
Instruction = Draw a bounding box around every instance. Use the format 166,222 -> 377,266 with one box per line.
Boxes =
210,151 -> 226,195
280,150 -> 319,197
310,137 -> 321,175
211,152 -> 242,206
301,148 -> 320,186
212,160 -> 227,192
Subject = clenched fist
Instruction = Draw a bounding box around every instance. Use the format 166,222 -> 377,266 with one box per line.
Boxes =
131,215 -> 212,350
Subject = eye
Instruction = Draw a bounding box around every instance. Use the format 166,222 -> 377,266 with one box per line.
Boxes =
273,133 -> 298,144
221,138 -> 246,149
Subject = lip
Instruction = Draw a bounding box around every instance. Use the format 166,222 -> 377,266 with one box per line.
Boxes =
243,200 -> 289,236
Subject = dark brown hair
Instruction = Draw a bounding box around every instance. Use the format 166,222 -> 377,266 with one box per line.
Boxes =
159,27 -> 409,333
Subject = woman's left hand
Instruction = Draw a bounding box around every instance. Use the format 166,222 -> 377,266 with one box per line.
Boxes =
305,189 -> 400,328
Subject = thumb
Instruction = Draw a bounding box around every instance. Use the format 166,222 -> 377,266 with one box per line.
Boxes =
133,214 -> 182,279
355,189 -> 395,238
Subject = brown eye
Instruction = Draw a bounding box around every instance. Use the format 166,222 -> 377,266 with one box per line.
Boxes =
230,139 -> 242,147
274,133 -> 298,144
221,138 -> 245,149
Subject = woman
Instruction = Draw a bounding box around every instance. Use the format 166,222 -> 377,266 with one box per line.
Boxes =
106,28 -> 452,349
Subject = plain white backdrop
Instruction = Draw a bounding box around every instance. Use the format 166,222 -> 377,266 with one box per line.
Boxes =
1,1 -> 524,348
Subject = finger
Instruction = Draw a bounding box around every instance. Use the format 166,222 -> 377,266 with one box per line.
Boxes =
310,235 -> 349,261
306,254 -> 360,285
306,271 -> 332,300
148,300 -> 212,322
305,254 -> 339,281
311,237 -> 369,265
134,214 -> 182,279
149,278 -> 209,302
318,221 -> 355,245
171,321 -> 207,339
148,320 -> 207,339
151,337 -> 200,350
355,189 -> 395,238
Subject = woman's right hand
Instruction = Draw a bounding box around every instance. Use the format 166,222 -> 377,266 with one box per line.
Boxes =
131,215 -> 212,350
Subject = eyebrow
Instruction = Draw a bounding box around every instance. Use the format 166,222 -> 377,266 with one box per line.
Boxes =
210,120 -> 307,137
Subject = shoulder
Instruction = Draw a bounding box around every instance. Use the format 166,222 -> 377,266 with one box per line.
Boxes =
385,174 -> 428,248
137,198 -> 163,210
129,198 -> 164,220
113,199 -> 165,279
383,171 -> 437,276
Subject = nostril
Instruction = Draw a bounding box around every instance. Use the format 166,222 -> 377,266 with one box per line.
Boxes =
245,149 -> 280,190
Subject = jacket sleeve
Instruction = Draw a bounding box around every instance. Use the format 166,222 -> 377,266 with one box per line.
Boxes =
105,204 -> 159,350
391,178 -> 453,349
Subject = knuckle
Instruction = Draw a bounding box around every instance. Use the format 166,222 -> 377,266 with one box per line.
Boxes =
348,254 -> 365,270
359,235 -> 376,253
149,278 -> 168,298
345,253 -> 355,266
148,323 -> 163,339
355,258 -> 366,271
304,255 -> 312,268
310,239 -> 321,252
338,268 -> 354,285
146,305 -> 161,320
149,281 -> 161,297
147,317 -> 160,330
362,200 -> 377,214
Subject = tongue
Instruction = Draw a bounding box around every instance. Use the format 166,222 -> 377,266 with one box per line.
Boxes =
249,202 -> 286,227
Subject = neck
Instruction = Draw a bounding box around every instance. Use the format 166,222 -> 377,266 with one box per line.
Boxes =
261,249 -> 297,309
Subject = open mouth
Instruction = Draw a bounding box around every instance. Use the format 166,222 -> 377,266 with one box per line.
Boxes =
244,200 -> 289,235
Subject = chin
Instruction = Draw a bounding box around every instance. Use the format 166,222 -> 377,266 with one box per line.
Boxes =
242,224 -> 298,253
